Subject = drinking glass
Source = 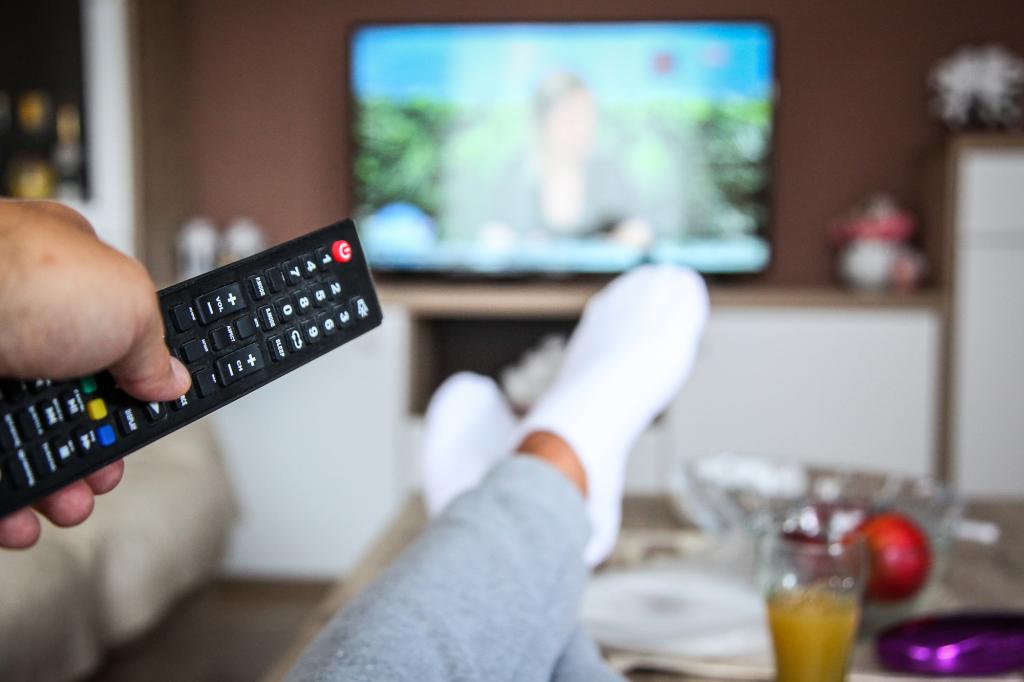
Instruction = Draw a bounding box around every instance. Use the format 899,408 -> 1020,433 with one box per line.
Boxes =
759,524 -> 867,682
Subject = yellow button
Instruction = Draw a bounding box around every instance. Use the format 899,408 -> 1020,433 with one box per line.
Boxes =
86,398 -> 108,421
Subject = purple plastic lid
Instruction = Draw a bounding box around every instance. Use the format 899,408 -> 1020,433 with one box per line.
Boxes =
876,611 -> 1024,676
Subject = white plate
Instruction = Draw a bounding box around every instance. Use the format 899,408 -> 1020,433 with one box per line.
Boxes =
582,567 -> 772,659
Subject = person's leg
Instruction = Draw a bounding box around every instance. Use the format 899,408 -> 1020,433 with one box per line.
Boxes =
286,449 -> 590,682
551,629 -> 626,682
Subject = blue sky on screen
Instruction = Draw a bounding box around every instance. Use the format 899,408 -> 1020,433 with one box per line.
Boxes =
352,23 -> 773,106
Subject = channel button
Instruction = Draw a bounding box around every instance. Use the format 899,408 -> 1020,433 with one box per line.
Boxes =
216,343 -> 266,386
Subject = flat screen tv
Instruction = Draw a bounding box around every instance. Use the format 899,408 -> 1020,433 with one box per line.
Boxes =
349,21 -> 775,275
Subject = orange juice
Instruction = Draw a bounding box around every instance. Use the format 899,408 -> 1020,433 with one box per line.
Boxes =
767,588 -> 860,682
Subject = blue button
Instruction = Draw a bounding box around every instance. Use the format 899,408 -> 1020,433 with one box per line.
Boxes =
97,424 -> 116,447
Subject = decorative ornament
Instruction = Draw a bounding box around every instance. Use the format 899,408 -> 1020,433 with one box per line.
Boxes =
830,194 -> 926,292
929,45 -> 1024,130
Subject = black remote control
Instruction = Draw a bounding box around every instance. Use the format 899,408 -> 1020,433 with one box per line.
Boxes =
0,219 -> 381,517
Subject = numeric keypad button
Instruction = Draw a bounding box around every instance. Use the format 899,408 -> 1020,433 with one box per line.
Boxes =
335,306 -> 353,328
302,319 -> 322,344
294,291 -> 313,314
300,253 -> 318,278
283,259 -> 303,285
276,297 -> 296,322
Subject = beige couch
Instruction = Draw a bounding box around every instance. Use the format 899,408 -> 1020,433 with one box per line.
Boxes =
0,421 -> 236,681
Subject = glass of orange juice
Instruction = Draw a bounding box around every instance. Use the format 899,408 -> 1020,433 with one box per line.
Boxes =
759,523 -> 867,682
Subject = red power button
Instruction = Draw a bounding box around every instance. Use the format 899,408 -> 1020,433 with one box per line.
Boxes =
331,240 -> 353,263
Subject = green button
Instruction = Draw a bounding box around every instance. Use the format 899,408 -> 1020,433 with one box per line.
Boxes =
80,376 -> 98,394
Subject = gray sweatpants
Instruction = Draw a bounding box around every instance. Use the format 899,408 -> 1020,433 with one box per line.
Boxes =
287,457 -> 625,682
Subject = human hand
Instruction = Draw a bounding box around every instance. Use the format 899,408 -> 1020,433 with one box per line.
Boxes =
0,200 -> 191,548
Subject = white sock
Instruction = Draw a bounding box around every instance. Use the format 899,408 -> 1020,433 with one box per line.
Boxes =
420,372 -> 517,517
518,265 -> 709,566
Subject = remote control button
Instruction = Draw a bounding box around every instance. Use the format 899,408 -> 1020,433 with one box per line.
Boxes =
192,369 -> 219,398
285,326 -> 304,353
8,451 -> 36,489
259,305 -> 279,330
235,314 -> 257,340
311,285 -> 328,308
145,401 -> 167,423
28,379 -> 52,394
15,407 -> 44,440
267,335 -> 288,362
294,291 -> 313,314
319,313 -> 337,336
117,407 -> 141,436
336,306 -> 353,328
195,283 -> 246,325
302,319 -> 322,344
74,428 -> 98,455
86,399 -> 108,421
300,253 -> 318,278
267,267 -> 287,293
316,247 -> 332,267
171,305 -> 196,332
216,343 -> 266,386
351,296 -> 372,320
181,338 -> 211,364
29,443 -> 57,477
80,376 -> 98,395
172,393 -> 191,411
283,259 -> 302,285
211,325 -> 238,352
97,424 -> 117,447
2,415 -> 21,449
61,389 -> 85,419
0,424 -> 14,453
51,436 -> 76,464
276,297 -> 295,322
331,240 -> 353,263
327,278 -> 343,300
248,274 -> 269,300
38,398 -> 64,430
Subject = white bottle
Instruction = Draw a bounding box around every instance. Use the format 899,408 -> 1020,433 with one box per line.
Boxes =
222,217 -> 266,265
177,217 -> 219,280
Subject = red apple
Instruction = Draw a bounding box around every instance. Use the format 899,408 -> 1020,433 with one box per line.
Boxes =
858,512 -> 931,601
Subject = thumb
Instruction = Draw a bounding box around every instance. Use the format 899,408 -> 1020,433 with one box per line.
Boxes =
109,309 -> 192,402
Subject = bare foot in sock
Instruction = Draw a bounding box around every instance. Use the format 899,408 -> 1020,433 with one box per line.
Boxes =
420,372 -> 517,516
518,265 -> 708,565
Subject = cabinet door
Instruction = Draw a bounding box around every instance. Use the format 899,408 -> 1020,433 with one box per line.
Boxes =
211,305 -> 410,577
952,249 -> 1024,496
665,308 -> 940,478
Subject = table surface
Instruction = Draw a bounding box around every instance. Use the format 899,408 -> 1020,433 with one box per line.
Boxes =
266,496 -> 1024,682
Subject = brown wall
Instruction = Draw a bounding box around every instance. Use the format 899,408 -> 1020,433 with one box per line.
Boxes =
187,0 -> 1024,286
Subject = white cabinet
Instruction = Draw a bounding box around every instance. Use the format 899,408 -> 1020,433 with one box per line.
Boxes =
210,306 -> 411,578
652,307 -> 940,485
950,144 -> 1024,497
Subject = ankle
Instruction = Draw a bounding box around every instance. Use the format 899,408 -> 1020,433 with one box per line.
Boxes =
517,431 -> 588,497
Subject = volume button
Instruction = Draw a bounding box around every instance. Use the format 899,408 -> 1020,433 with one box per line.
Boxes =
194,283 -> 246,325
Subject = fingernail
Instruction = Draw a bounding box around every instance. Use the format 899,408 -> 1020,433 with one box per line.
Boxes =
169,356 -> 191,392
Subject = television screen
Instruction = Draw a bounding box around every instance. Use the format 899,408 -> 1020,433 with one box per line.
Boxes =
350,22 -> 775,275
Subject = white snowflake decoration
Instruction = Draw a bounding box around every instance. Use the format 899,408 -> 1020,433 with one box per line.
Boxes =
930,45 -> 1024,129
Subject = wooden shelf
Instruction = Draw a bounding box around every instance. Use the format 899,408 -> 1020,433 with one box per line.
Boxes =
377,279 -> 945,319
